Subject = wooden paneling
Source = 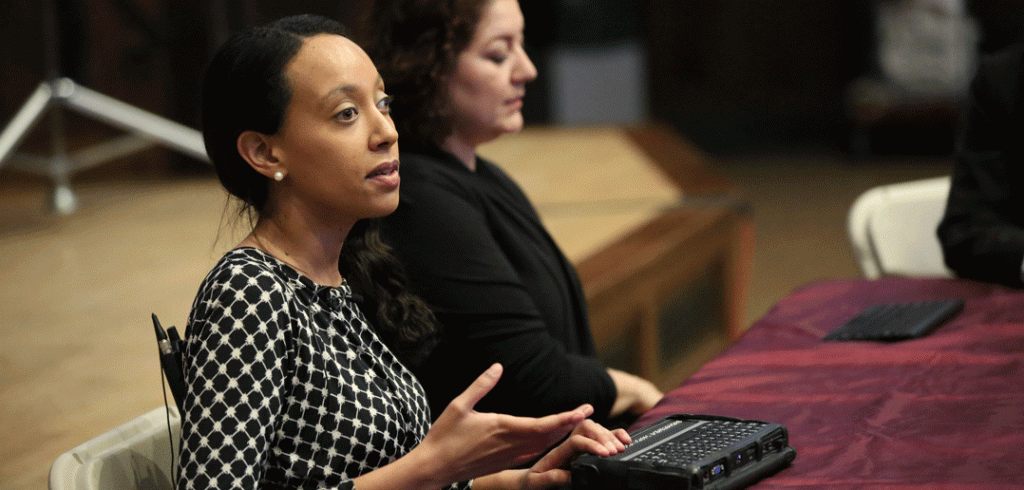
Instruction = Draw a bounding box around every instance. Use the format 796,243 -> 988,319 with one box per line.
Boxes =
577,201 -> 753,390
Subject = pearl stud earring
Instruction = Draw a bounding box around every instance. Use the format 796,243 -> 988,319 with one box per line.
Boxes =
273,171 -> 284,182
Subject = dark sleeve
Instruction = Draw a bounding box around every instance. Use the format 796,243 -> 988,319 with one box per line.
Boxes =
381,175 -> 617,422
937,46 -> 1024,288
177,264 -> 297,489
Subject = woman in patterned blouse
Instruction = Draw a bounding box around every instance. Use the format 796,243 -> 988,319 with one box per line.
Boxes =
179,13 -> 630,490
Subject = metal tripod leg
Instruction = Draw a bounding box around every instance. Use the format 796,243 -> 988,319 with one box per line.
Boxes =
47,84 -> 77,214
0,82 -> 55,167
0,77 -> 208,214
57,78 -> 207,161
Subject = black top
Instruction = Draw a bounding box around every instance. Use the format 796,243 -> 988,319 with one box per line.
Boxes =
177,247 -> 469,490
379,143 -> 617,422
938,42 -> 1024,288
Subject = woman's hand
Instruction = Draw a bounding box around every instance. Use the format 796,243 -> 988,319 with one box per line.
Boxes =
512,419 -> 632,490
355,364 -> 632,490
475,418 -> 632,490
607,368 -> 664,418
411,364 -> 594,486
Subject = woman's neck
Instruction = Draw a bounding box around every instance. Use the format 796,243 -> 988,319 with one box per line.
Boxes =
442,135 -> 478,172
241,210 -> 349,287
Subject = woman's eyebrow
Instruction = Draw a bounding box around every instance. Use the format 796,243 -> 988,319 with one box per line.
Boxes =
320,76 -> 385,107
320,84 -> 358,107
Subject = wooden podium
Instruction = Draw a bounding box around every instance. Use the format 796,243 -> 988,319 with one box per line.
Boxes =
479,125 -> 753,391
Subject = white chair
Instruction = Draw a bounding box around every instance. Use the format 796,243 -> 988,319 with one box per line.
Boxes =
49,406 -> 180,490
847,176 -> 955,279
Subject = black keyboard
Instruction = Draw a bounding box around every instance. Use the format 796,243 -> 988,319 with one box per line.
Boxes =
823,299 -> 964,341
628,419 -> 764,468
571,415 -> 796,490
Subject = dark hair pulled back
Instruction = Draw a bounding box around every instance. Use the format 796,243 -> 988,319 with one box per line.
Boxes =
201,14 -> 438,367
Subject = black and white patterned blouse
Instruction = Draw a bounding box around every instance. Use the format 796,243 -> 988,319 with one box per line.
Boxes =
176,247 -> 471,490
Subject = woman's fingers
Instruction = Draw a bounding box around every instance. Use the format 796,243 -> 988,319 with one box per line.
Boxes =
571,419 -> 631,453
518,468 -> 570,490
426,372 -> 626,484
495,405 -> 594,463
483,404 -> 593,452
529,431 -> 624,475
428,375 -> 598,479
524,419 -> 633,476
450,363 -> 503,411
506,403 -> 593,433
613,428 -> 631,446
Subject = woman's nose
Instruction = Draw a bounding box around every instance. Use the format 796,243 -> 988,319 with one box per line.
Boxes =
514,47 -> 538,83
371,111 -> 398,150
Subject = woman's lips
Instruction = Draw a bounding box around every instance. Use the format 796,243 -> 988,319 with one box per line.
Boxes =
367,161 -> 400,189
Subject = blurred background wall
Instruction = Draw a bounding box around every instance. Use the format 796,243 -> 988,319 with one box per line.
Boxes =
525,0 -> 1024,155
2,0 -> 1024,165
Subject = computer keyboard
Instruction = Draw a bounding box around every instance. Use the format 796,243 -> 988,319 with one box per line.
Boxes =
570,414 -> 796,490
627,419 -> 765,467
823,299 -> 965,341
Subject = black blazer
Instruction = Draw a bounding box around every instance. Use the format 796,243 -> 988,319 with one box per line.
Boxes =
378,143 -> 617,422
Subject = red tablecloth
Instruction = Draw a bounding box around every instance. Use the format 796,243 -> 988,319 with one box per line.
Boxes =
633,278 -> 1024,489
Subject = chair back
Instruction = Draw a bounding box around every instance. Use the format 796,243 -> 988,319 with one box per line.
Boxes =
49,406 -> 180,490
847,176 -> 954,279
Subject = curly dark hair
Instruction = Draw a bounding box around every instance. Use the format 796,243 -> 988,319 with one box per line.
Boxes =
356,0 -> 490,147
202,14 -> 439,367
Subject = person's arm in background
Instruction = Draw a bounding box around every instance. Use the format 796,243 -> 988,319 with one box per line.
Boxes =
938,44 -> 1024,288
607,368 -> 662,420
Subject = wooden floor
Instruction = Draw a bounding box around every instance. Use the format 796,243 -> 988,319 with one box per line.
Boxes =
0,130 -> 949,490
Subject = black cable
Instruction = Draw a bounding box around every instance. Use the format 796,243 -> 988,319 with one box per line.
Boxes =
160,362 -> 178,487
153,313 -> 183,485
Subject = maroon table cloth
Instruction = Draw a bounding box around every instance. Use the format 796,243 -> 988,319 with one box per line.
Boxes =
633,278 -> 1024,489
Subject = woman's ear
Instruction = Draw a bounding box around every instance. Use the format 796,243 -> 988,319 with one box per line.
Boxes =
237,130 -> 283,179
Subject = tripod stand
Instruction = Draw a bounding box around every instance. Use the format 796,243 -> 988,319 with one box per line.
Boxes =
0,0 -> 208,214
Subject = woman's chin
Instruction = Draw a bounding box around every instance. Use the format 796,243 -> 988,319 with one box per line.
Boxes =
365,194 -> 401,219
489,121 -> 524,142
504,115 -> 525,134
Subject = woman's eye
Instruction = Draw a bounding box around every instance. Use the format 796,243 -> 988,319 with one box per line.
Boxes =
377,96 -> 393,114
336,107 -> 357,122
486,53 -> 508,64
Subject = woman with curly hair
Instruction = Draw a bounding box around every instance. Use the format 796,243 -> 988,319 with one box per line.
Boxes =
359,0 -> 662,428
